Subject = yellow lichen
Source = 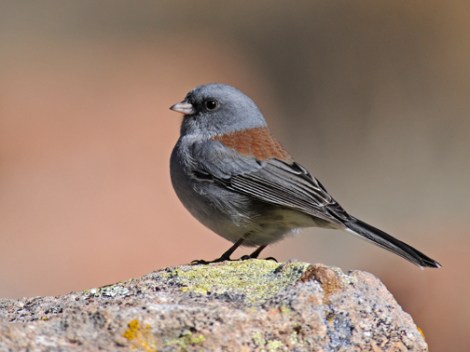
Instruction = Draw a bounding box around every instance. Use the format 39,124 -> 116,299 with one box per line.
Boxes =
123,319 -> 158,352
289,330 -> 300,345
279,305 -> 291,314
169,259 -> 310,304
251,331 -> 287,352
266,339 -> 286,351
164,330 -> 205,351
252,331 -> 266,347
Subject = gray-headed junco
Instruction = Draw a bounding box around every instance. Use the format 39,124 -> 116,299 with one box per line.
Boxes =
170,83 -> 440,268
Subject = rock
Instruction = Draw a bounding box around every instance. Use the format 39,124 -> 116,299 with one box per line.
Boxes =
0,260 -> 428,351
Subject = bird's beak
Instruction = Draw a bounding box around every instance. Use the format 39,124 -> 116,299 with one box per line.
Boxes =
169,101 -> 195,115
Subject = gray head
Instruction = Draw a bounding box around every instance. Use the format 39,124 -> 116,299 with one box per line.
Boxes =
170,83 -> 267,137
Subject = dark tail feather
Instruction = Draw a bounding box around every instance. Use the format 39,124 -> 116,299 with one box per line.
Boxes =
345,217 -> 441,268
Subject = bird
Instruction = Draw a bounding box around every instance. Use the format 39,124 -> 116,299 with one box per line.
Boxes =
169,83 -> 440,268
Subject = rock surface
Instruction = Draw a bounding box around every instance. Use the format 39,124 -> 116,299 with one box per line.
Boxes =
0,260 -> 427,351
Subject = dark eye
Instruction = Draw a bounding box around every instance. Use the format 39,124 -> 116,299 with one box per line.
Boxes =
204,99 -> 219,111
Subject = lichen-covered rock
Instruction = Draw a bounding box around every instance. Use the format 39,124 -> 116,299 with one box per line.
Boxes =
0,260 -> 428,351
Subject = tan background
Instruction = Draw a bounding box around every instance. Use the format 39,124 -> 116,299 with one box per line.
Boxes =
1,1 -> 469,350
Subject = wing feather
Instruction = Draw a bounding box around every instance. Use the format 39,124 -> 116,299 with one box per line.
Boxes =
221,160 -> 343,223
192,140 -> 348,225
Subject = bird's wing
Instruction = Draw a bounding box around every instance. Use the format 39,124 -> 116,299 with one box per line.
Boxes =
226,159 -> 348,224
191,140 -> 348,224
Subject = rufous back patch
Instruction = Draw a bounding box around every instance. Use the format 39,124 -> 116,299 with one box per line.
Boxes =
212,127 -> 293,162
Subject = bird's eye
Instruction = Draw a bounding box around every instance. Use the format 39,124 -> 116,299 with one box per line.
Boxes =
204,99 -> 219,111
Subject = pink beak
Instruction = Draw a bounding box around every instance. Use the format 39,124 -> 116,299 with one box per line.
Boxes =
169,102 -> 195,115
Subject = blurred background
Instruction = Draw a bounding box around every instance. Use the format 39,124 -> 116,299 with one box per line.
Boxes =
1,0 -> 469,350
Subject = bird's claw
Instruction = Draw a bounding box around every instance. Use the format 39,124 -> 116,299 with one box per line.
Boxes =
190,255 -> 231,265
264,256 -> 278,262
190,255 -> 277,265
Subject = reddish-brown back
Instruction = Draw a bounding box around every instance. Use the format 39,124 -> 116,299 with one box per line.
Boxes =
212,127 -> 293,162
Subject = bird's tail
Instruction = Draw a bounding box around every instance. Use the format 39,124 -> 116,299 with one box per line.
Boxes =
344,217 -> 441,268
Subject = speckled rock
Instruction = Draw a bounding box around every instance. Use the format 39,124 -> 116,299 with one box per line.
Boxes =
0,260 -> 428,351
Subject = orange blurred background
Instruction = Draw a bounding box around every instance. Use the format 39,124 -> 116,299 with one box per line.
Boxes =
1,1 -> 469,350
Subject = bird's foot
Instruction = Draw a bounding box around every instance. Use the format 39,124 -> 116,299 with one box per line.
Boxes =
264,256 -> 278,262
191,238 -> 247,265
239,255 -> 278,262
190,254 -> 277,265
190,255 -> 232,265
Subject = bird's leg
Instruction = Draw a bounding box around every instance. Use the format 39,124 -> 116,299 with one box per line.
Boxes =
217,238 -> 245,261
248,245 -> 267,258
240,245 -> 277,262
191,238 -> 245,265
